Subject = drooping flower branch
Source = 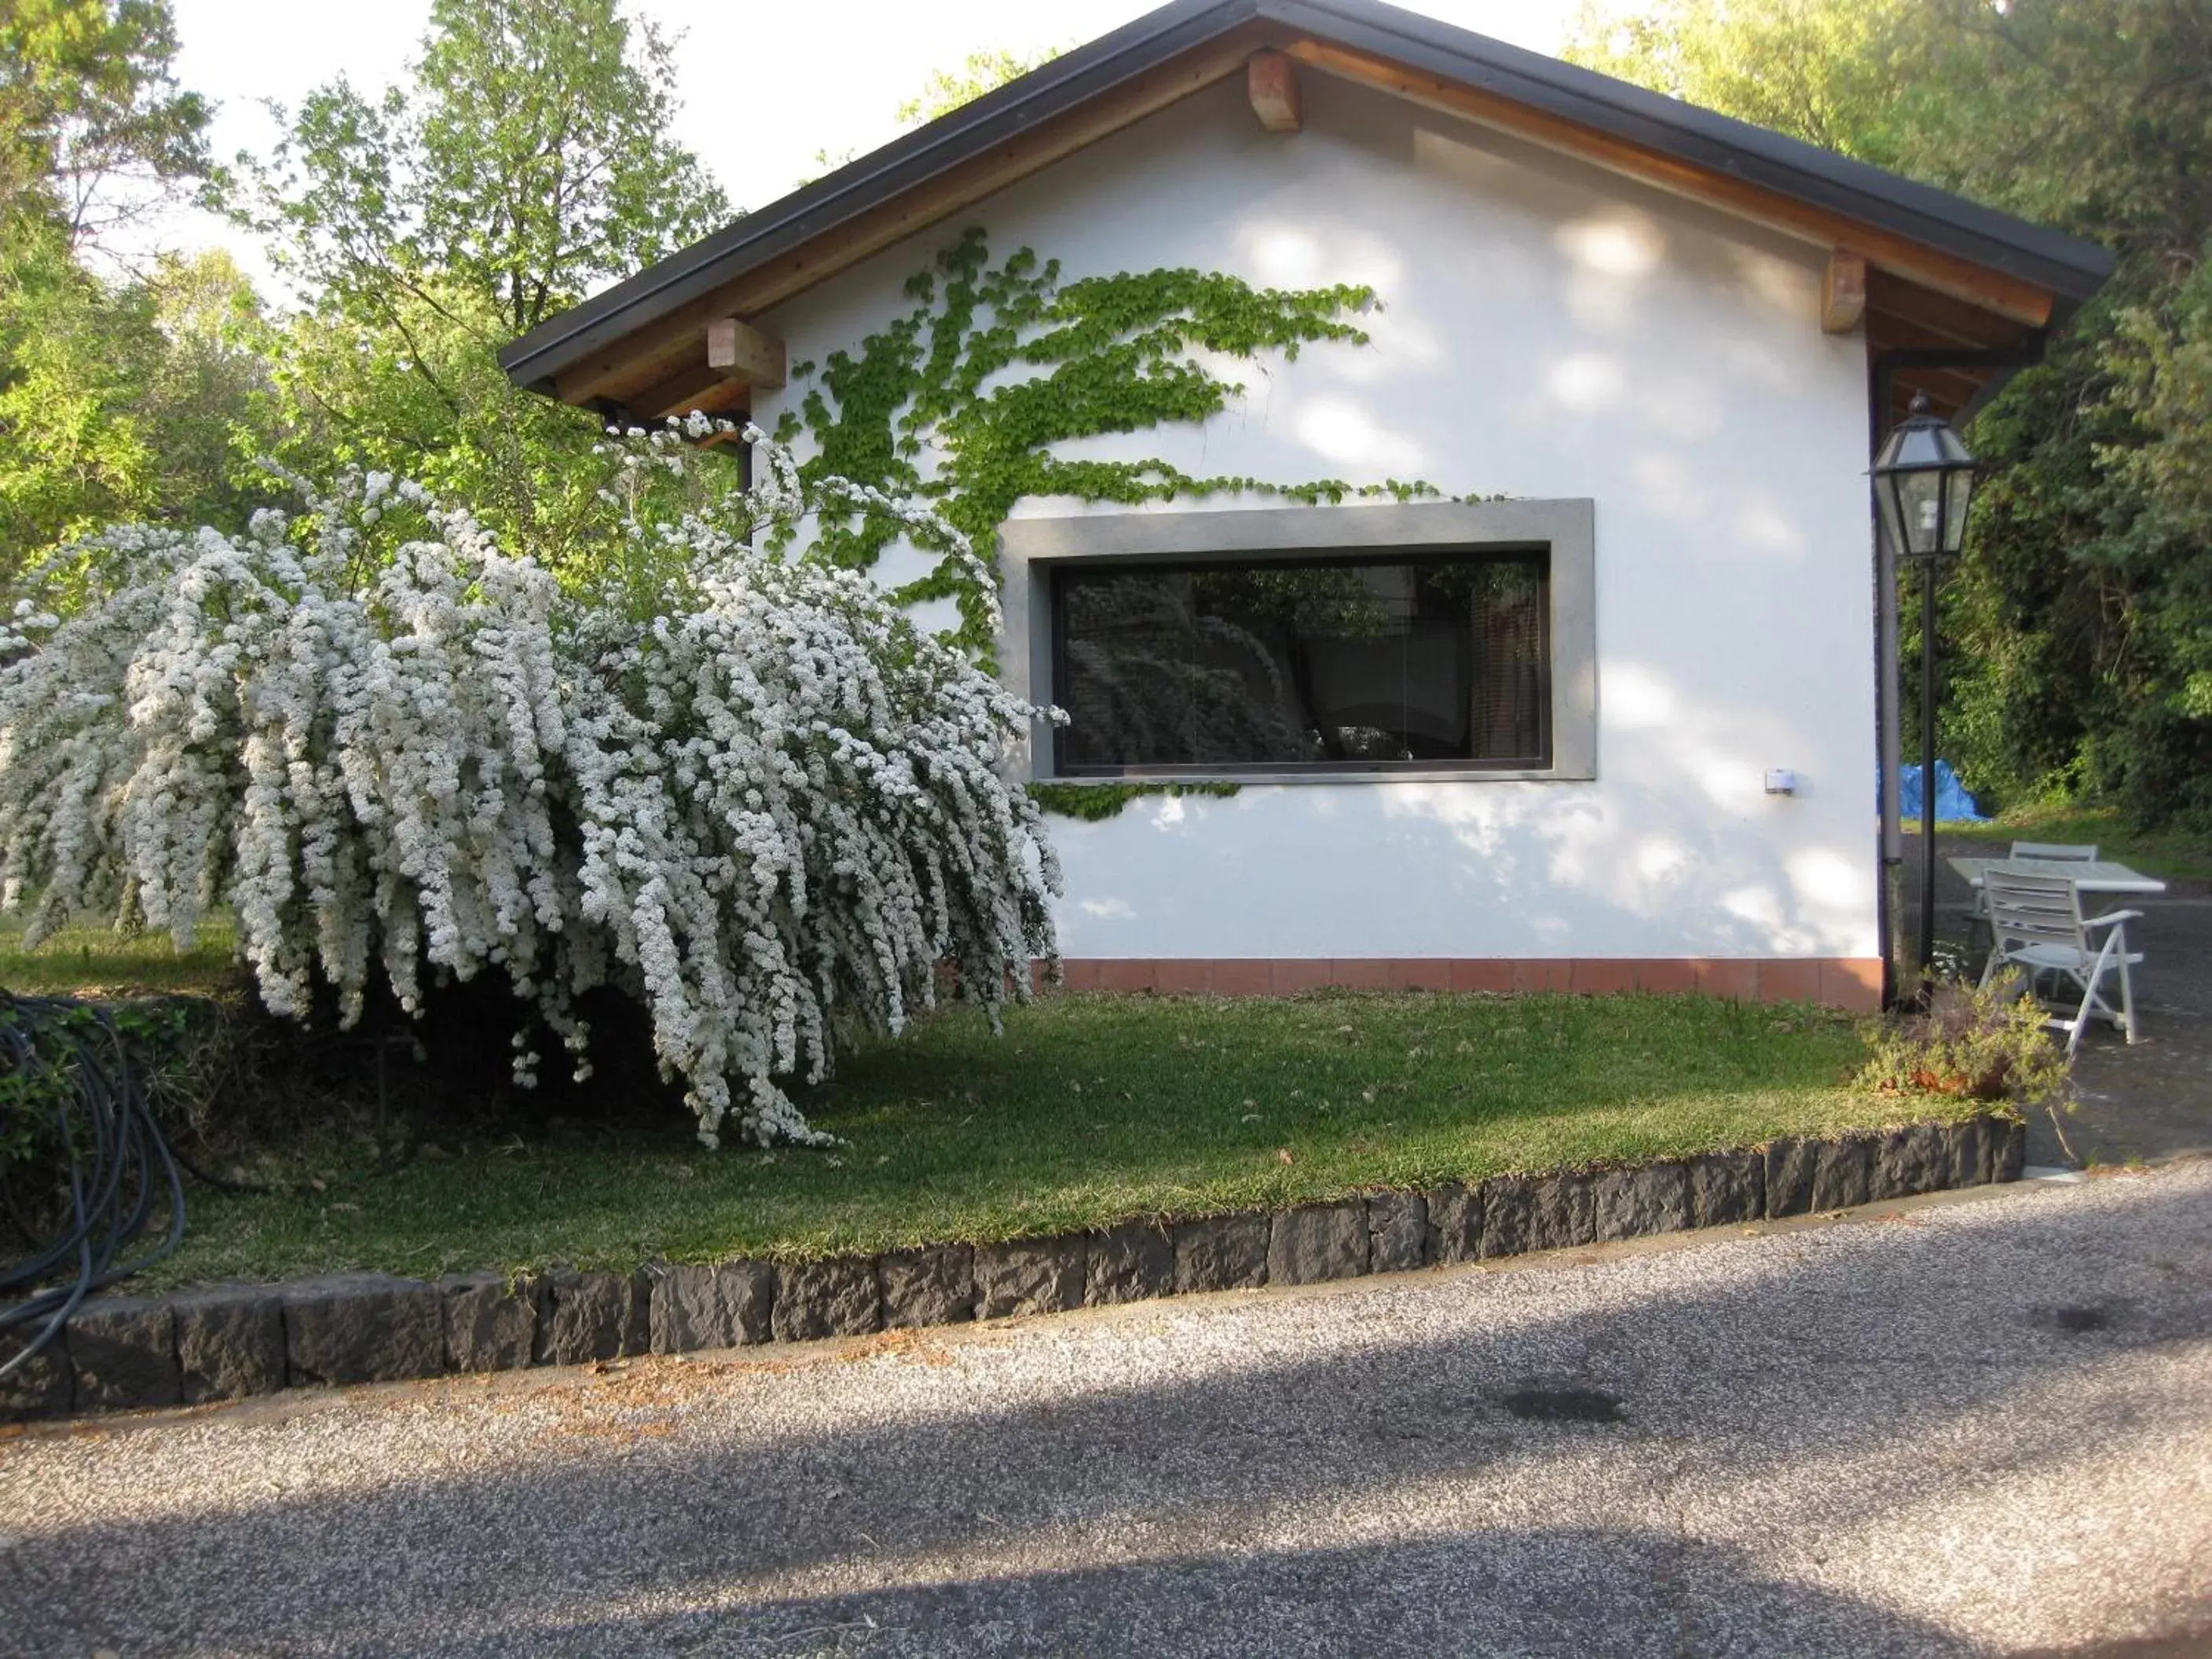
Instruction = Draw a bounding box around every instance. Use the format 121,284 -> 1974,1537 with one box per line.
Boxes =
0,420 -> 1061,1145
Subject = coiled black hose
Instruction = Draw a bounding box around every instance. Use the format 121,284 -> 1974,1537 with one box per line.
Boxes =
0,994 -> 185,1381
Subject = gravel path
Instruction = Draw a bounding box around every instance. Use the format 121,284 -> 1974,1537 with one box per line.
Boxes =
5,1163 -> 2210,1657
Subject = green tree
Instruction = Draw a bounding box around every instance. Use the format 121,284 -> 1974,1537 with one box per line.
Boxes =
0,236 -> 268,577
257,0 -> 735,581
895,45 -> 1064,126
0,0 -> 245,580
1568,0 -> 2212,829
1568,0 -> 1918,162
0,0 -> 214,249
266,0 -> 728,338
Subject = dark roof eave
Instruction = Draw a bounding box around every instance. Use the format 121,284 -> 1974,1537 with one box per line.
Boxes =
502,0 -> 2116,394
497,0 -> 1258,389
1262,0 -> 2113,301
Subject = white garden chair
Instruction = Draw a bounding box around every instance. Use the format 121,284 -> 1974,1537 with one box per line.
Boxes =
1979,864 -> 2143,1059
1968,840 -> 2102,926
2009,840 -> 2099,862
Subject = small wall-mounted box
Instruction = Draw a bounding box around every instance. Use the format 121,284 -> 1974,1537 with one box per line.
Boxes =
1763,769 -> 1801,796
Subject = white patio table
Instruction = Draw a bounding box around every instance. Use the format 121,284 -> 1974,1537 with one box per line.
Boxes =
1946,856 -> 2169,898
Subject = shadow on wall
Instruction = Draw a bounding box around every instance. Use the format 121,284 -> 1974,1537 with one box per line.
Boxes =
9,1177 -> 2206,1653
1054,696 -> 1872,962
1007,79 -> 1872,962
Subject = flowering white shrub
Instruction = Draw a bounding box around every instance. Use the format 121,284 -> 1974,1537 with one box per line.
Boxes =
0,423 -> 1061,1145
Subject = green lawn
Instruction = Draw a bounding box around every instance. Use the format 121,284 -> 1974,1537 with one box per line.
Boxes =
0,911 -> 242,998
141,989 -> 1969,1290
1934,803 -> 2212,881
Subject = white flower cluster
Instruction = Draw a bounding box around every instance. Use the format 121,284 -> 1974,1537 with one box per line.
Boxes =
0,425 -> 1062,1146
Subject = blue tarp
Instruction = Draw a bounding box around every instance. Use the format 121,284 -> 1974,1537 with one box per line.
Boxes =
1897,760 -> 1987,822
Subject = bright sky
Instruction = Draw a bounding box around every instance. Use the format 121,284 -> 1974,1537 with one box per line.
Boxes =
142,0 -> 1585,297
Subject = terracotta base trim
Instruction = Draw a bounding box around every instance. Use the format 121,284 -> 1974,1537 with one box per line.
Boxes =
1053,958 -> 1884,1013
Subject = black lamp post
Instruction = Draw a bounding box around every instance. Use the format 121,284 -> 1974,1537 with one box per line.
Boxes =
1872,391 -> 1979,978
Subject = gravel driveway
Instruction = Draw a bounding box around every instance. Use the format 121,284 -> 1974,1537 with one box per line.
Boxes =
4,1163 -> 2210,1657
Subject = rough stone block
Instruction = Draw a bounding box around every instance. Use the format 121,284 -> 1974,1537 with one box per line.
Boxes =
440,1273 -> 540,1373
1945,1117 -> 1992,1188
1994,1115 -> 2027,1182
1477,1175 -> 1536,1259
771,1259 -> 881,1342
282,1274 -> 445,1386
1529,1171 -> 1596,1251
1267,1202 -> 1367,1286
1688,1151 -> 1763,1228
975,1236 -> 1085,1320
1368,1191 -> 1429,1273
172,1284 -> 284,1403
878,1247 -> 975,1330
66,1296 -> 178,1412
648,1262 -> 773,1353
1591,1163 -> 1690,1242
1870,1123 -> 1946,1200
1172,1212 -> 1269,1293
1808,1138 -> 1872,1213
537,1269 -> 652,1366
1764,1137 -> 1818,1218
1086,1222 -> 1174,1306
1422,1185 -> 1480,1264
0,1327 -> 71,1420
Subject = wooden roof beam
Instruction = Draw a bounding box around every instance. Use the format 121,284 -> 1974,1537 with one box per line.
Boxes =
1247,50 -> 1301,133
1822,251 -> 1866,334
709,317 -> 786,389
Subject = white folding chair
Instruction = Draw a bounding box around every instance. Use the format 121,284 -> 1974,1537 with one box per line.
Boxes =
1970,841 -> 2102,927
1979,864 -> 2143,1059
2010,840 -> 2099,862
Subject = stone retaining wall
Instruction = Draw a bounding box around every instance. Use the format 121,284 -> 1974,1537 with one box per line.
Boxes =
1,1115 -> 2025,1422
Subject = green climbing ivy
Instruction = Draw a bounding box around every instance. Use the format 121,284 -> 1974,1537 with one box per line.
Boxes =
776,228 -> 1445,653
1024,780 -> 1243,822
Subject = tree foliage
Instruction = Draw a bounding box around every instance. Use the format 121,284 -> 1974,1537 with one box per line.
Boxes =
0,0 -> 213,250
248,0 -> 737,582
0,2 -> 250,583
264,0 -> 728,339
1569,0 -> 2212,829
895,45 -> 1064,127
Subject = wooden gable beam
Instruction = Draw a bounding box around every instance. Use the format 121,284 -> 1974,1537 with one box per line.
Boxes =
1822,251 -> 1866,334
1281,38 -> 2057,329
1247,50 -> 1302,133
708,316 -> 786,389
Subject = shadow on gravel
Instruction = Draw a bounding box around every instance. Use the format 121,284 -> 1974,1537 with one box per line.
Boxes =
5,1173 -> 2209,1657
522,1528 -> 1971,1657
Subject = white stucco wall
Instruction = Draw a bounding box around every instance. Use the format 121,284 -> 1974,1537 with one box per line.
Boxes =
753,71 -> 1880,963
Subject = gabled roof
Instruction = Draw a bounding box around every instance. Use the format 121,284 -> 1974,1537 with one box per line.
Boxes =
500,0 -> 2114,417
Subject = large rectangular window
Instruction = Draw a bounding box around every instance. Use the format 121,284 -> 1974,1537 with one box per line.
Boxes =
1051,549 -> 1551,775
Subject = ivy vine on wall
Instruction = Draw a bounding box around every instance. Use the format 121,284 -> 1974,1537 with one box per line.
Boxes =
774,226 -> 1445,654
1024,779 -> 1243,822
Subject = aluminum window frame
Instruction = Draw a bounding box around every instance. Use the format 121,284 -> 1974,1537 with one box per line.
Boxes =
1000,498 -> 1597,785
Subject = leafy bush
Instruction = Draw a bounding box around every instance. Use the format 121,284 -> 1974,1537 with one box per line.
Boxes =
1857,973 -> 2070,1109
0,424 -> 1061,1145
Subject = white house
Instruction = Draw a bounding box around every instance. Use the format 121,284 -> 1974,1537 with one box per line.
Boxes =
501,0 -> 2111,1012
